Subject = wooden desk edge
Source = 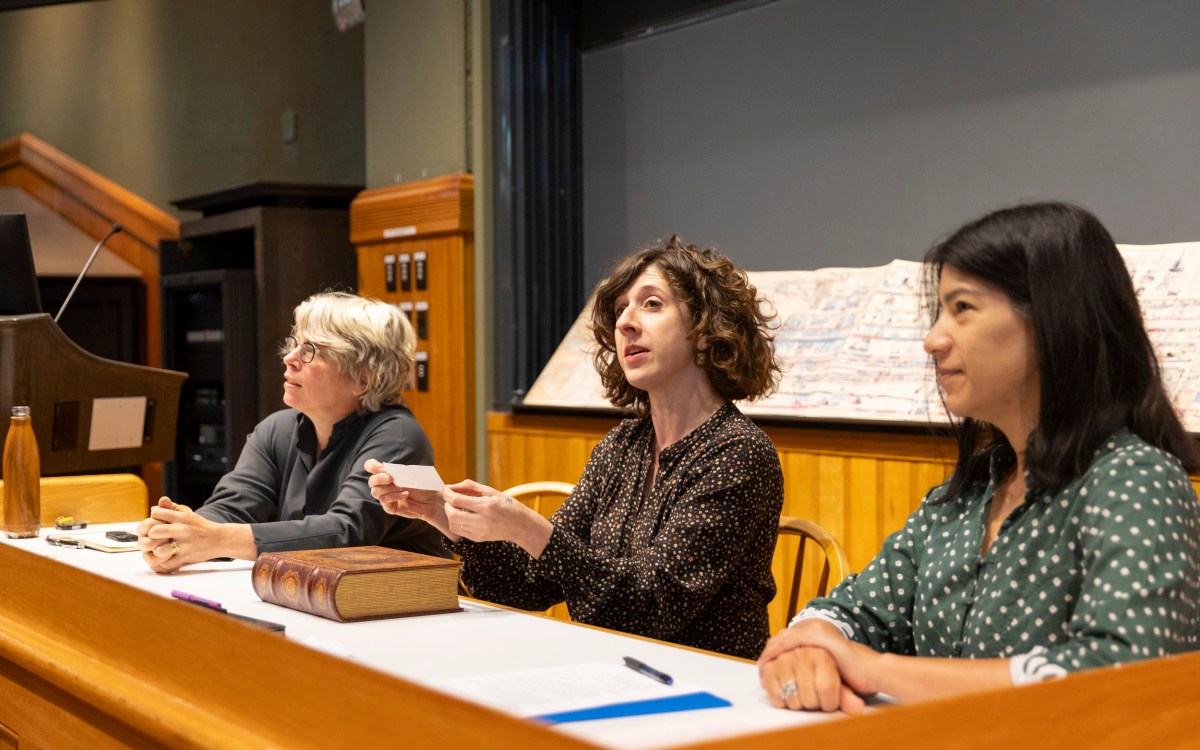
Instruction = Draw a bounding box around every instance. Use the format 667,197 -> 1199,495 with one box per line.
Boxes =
489,592 -> 1200,750
5,542 -> 1200,749
0,544 -> 590,749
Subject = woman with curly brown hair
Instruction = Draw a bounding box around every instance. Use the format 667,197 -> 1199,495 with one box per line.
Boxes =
366,236 -> 784,657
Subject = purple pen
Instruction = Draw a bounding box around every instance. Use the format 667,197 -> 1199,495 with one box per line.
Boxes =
171,590 -> 223,610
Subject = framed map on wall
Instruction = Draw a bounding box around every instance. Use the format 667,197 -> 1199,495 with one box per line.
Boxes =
523,243 -> 1200,432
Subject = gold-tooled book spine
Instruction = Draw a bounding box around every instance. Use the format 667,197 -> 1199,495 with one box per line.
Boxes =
252,554 -> 348,622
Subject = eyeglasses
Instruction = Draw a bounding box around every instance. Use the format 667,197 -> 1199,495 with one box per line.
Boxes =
281,335 -> 319,363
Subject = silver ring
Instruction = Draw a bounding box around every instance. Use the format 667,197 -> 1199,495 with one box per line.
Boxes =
778,680 -> 798,702
170,541 -> 181,556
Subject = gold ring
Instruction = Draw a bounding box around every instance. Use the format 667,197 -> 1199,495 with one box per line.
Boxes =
170,541 -> 181,556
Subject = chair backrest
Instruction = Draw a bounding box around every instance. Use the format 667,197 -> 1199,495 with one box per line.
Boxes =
0,473 -> 149,527
777,515 -> 850,621
500,481 -> 575,621
502,481 -> 574,519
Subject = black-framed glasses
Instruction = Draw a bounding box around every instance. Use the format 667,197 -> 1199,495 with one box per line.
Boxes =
281,335 -> 319,363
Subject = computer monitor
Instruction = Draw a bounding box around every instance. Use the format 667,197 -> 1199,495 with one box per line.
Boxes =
0,213 -> 43,315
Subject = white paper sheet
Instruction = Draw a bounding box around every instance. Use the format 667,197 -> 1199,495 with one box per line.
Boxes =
88,396 -> 147,450
433,661 -> 701,718
382,463 -> 445,491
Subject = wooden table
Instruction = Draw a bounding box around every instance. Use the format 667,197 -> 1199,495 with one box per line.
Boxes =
2,530 -> 1198,749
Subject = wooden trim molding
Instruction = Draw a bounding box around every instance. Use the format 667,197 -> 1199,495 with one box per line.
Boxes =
0,132 -> 179,367
350,173 -> 474,244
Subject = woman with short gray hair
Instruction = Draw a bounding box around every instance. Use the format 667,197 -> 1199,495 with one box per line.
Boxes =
137,291 -> 445,572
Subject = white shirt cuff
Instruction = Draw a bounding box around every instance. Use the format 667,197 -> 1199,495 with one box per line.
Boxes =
1009,646 -> 1068,685
790,608 -> 855,639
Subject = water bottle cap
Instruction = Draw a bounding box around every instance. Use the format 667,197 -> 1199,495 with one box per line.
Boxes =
10,405 -> 30,418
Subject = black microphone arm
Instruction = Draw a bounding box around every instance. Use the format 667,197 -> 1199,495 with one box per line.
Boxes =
54,223 -> 124,323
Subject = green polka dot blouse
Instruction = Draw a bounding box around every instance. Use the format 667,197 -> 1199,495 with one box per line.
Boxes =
797,430 -> 1200,682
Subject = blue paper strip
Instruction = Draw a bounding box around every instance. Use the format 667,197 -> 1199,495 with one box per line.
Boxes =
534,691 -> 731,724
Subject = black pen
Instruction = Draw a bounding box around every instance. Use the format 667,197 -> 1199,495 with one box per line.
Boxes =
224,610 -> 287,633
623,656 -> 673,685
172,590 -> 286,633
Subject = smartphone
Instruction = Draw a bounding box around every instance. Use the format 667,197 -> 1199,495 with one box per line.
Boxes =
106,530 -> 138,542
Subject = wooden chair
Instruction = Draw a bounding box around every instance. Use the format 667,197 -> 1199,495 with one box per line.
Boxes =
777,515 -> 850,621
0,473 -> 149,527
502,481 -> 574,520
501,481 -> 575,620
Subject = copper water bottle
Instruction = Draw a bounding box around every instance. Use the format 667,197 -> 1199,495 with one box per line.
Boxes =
3,405 -> 41,538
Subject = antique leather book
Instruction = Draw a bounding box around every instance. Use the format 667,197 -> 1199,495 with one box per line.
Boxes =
251,546 -> 461,622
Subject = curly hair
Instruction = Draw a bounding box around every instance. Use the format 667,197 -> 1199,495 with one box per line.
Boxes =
589,236 -> 780,415
281,291 -> 416,413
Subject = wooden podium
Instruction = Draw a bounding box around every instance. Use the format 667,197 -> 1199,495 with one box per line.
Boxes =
0,313 -> 184,477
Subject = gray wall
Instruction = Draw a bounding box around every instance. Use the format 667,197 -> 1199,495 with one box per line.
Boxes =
364,0 -> 473,185
363,0 -> 492,478
582,0 -> 1200,288
0,0 -> 365,215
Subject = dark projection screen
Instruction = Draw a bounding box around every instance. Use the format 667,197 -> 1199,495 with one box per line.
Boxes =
580,0 -> 1200,290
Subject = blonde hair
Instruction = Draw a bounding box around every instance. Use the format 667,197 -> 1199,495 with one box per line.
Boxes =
285,291 -> 416,412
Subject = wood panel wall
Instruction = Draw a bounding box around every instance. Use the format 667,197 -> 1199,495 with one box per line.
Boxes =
352,175 -> 475,484
488,411 -> 1200,633
0,132 -> 179,368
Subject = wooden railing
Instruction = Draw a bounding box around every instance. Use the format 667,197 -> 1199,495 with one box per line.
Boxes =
0,132 -> 179,368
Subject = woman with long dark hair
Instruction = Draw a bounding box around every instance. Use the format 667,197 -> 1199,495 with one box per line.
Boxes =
759,202 -> 1200,712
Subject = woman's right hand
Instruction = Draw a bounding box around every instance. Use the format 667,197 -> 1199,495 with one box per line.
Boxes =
758,643 -> 869,714
137,496 -> 179,573
364,459 -> 455,538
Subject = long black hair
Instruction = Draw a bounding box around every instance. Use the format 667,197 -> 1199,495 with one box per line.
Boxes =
924,201 -> 1197,498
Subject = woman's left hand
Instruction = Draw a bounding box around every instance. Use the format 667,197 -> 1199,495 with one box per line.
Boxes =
758,619 -> 883,713
443,480 -> 554,557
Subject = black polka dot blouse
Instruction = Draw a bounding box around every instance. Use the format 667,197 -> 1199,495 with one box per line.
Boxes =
453,402 -> 784,659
